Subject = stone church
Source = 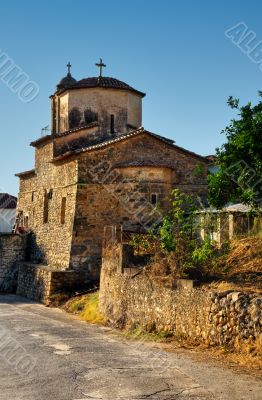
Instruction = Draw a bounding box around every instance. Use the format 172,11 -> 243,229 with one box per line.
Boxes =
16,61 -> 209,281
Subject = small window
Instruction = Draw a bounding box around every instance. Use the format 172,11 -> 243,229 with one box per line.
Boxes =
48,189 -> 53,200
151,193 -> 158,205
31,192 -> 34,202
43,191 -> 49,224
110,114 -> 115,134
61,197 -> 67,225
24,216 -> 29,228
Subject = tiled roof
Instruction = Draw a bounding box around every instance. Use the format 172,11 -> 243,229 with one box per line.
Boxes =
224,203 -> 251,213
15,169 -> 36,178
30,123 -> 100,147
0,193 -> 17,209
30,135 -> 52,147
198,203 -> 254,214
57,73 -> 77,90
56,76 -> 146,97
52,127 -> 208,162
54,122 -> 99,138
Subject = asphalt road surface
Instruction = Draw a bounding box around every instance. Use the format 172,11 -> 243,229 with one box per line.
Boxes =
0,295 -> 261,400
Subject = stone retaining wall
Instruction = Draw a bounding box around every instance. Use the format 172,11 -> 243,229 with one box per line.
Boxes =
0,234 -> 27,293
100,246 -> 262,349
17,263 -> 92,305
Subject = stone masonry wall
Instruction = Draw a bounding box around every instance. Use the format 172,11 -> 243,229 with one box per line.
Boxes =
0,234 -> 27,293
60,88 -> 142,134
16,263 -> 92,305
17,141 -> 78,269
100,246 -> 262,349
17,131 -> 208,277
70,133 -> 208,275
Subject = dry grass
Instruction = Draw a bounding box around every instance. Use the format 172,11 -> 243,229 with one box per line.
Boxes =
124,325 -> 173,342
63,291 -> 105,324
219,236 -> 262,289
227,237 -> 262,274
145,236 -> 262,290
197,338 -> 262,372
209,281 -> 262,294
226,237 -> 262,267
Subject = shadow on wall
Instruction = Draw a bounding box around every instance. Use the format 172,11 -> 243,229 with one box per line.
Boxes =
0,234 -> 27,293
69,107 -> 98,129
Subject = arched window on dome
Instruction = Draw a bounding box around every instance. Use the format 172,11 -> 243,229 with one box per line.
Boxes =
69,107 -> 81,129
84,108 -> 98,125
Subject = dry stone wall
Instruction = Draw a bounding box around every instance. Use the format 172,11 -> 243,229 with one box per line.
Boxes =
100,246 -> 262,349
16,262 -> 92,304
0,234 -> 27,293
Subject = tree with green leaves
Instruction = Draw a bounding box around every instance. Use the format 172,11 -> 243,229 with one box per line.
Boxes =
208,93 -> 262,209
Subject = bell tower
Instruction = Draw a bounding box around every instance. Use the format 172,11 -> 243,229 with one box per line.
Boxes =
50,61 -> 146,136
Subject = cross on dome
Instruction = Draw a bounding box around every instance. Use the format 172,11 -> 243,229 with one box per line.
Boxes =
95,58 -> 106,77
67,62 -> 72,75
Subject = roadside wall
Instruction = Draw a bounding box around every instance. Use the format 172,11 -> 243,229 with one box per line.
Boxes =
100,245 -> 262,349
0,234 -> 27,293
16,263 -> 92,305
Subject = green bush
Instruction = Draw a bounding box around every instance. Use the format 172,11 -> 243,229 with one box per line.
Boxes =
129,189 -> 230,282
192,239 -> 214,264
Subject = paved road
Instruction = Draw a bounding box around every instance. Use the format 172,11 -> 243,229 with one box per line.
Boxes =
0,295 -> 261,400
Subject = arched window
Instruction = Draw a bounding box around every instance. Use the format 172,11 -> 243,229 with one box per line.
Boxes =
84,108 -> 98,124
69,107 -> 81,129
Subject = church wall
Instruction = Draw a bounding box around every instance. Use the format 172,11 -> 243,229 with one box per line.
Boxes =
69,179 -> 170,278
59,93 -> 69,132
17,134 -> 208,276
116,166 -> 173,183
77,133 -> 208,190
35,141 -> 54,173
69,133 -> 208,274
56,88 -> 142,134
17,143 -> 78,269
127,93 -> 142,128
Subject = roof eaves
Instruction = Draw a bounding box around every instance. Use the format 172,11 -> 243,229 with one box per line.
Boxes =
54,122 -> 99,139
30,135 -> 52,147
51,128 -> 145,162
54,84 -> 146,98
15,169 -> 36,178
52,127 -> 208,163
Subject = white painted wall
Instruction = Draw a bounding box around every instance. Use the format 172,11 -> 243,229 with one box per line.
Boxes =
0,209 -> 16,233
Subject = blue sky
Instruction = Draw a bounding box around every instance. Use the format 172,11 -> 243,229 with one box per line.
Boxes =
1,0 -> 262,195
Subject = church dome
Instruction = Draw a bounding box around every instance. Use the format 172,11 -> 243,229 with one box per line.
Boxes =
56,73 -> 77,90
72,76 -> 145,97
55,60 -> 145,97
56,76 -> 145,97
56,62 -> 77,90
